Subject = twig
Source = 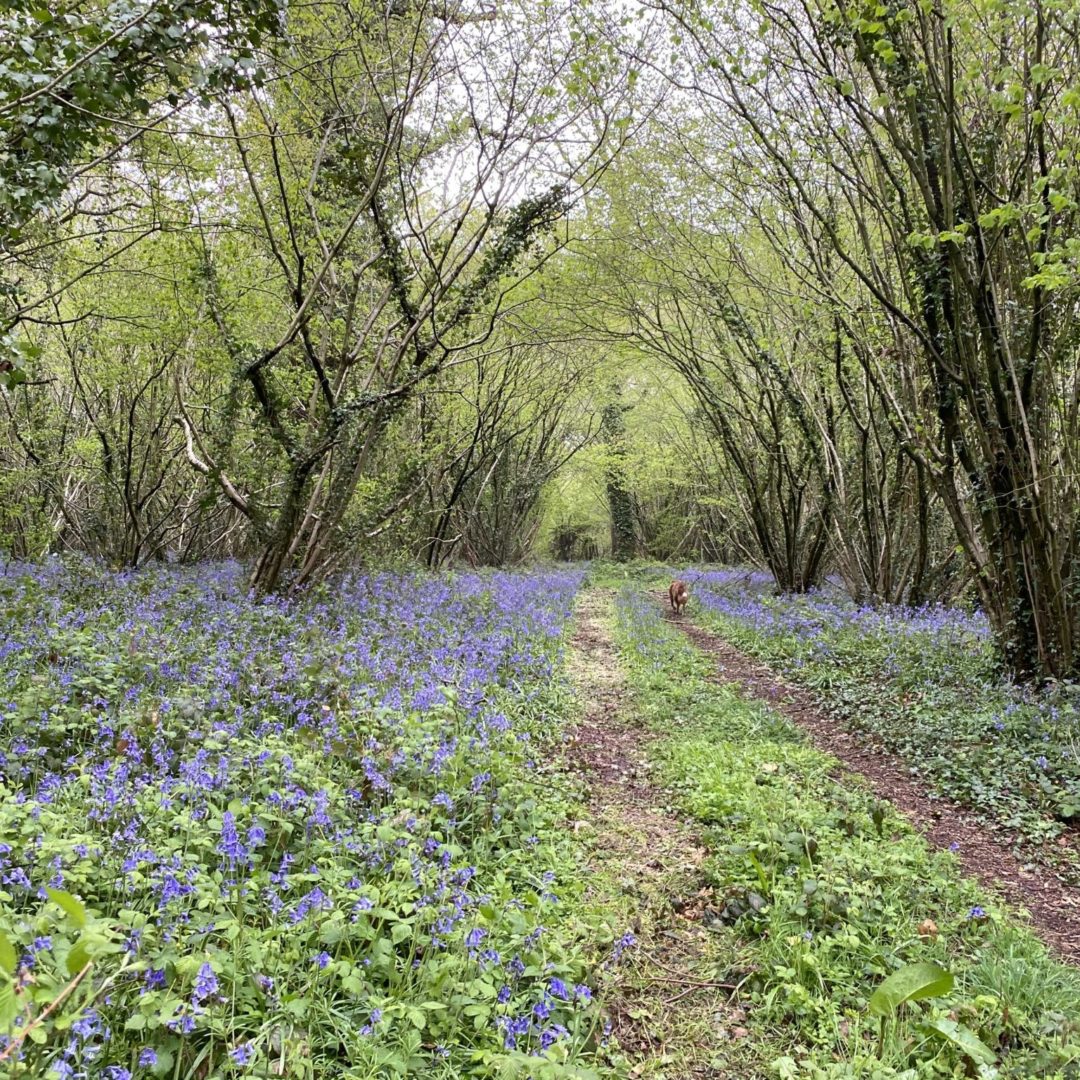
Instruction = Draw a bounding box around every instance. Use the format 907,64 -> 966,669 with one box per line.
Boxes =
641,975 -> 738,990
0,961 -> 93,1063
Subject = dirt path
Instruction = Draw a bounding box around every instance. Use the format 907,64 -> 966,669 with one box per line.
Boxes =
566,593 -> 751,1079
662,598 -> 1080,965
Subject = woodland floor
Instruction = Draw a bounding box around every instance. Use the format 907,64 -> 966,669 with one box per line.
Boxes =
659,594 -> 1080,966
567,593 -> 752,1078
564,586 -> 1080,1078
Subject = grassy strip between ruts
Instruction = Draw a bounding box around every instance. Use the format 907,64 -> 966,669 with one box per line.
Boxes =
610,583 -> 1080,1080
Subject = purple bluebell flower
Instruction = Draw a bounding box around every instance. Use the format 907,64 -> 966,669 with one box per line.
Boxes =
230,1042 -> 255,1065
192,962 -> 218,1002
360,1008 -> 382,1036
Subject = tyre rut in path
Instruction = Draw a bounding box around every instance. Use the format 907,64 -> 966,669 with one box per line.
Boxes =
566,593 -> 750,1078
661,596 -> 1080,965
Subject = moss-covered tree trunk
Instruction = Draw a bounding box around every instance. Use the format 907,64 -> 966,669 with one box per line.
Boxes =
601,400 -> 637,561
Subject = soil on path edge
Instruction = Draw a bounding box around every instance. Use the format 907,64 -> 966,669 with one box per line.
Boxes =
662,598 -> 1080,965
566,593 -> 750,1079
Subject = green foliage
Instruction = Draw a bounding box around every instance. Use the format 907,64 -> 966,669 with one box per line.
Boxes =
0,890 -> 128,1066
691,583 -> 1080,872
0,0 -> 283,236
0,0 -> 630,582
611,582 -> 1080,1077
600,400 -> 637,562
1,697 -> 599,1074
920,1017 -> 997,1070
0,563 -> 608,1077
868,964 -> 954,1019
867,964 -> 995,1069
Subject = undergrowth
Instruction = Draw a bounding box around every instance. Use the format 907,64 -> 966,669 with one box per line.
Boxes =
0,560 -> 611,1079
612,584 -> 1080,1079
681,569 -> 1080,871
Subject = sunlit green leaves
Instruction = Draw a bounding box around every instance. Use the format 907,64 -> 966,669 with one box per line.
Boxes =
0,930 -> 15,975
0,0 -> 285,232
44,887 -> 87,929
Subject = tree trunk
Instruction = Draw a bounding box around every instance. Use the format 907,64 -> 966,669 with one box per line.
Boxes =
601,401 -> 637,561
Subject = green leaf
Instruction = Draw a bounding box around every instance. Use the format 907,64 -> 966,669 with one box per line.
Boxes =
66,935 -> 94,975
0,980 -> 17,1029
46,887 -> 87,928
1,366 -> 28,390
868,962 -> 953,1017
149,1047 -> 175,1076
921,1017 -> 997,1065
0,931 -> 15,975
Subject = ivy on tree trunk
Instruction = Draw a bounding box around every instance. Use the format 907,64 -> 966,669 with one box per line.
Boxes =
601,399 -> 637,561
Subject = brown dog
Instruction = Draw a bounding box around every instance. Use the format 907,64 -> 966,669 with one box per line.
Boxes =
669,579 -> 689,616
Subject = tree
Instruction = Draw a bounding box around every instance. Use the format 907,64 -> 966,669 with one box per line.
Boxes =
175,0 -> 633,593
565,136 -> 835,588
0,0 -> 284,384
668,0 -> 1080,675
600,393 -> 638,560
419,341 -> 597,567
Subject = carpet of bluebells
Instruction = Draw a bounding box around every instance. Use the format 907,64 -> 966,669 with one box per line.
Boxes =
679,568 -> 1080,866
0,559 -> 606,1079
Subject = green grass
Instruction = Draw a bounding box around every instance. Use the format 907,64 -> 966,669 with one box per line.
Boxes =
610,583 -> 1080,1079
685,574 -> 1080,870
564,590 -> 762,1080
